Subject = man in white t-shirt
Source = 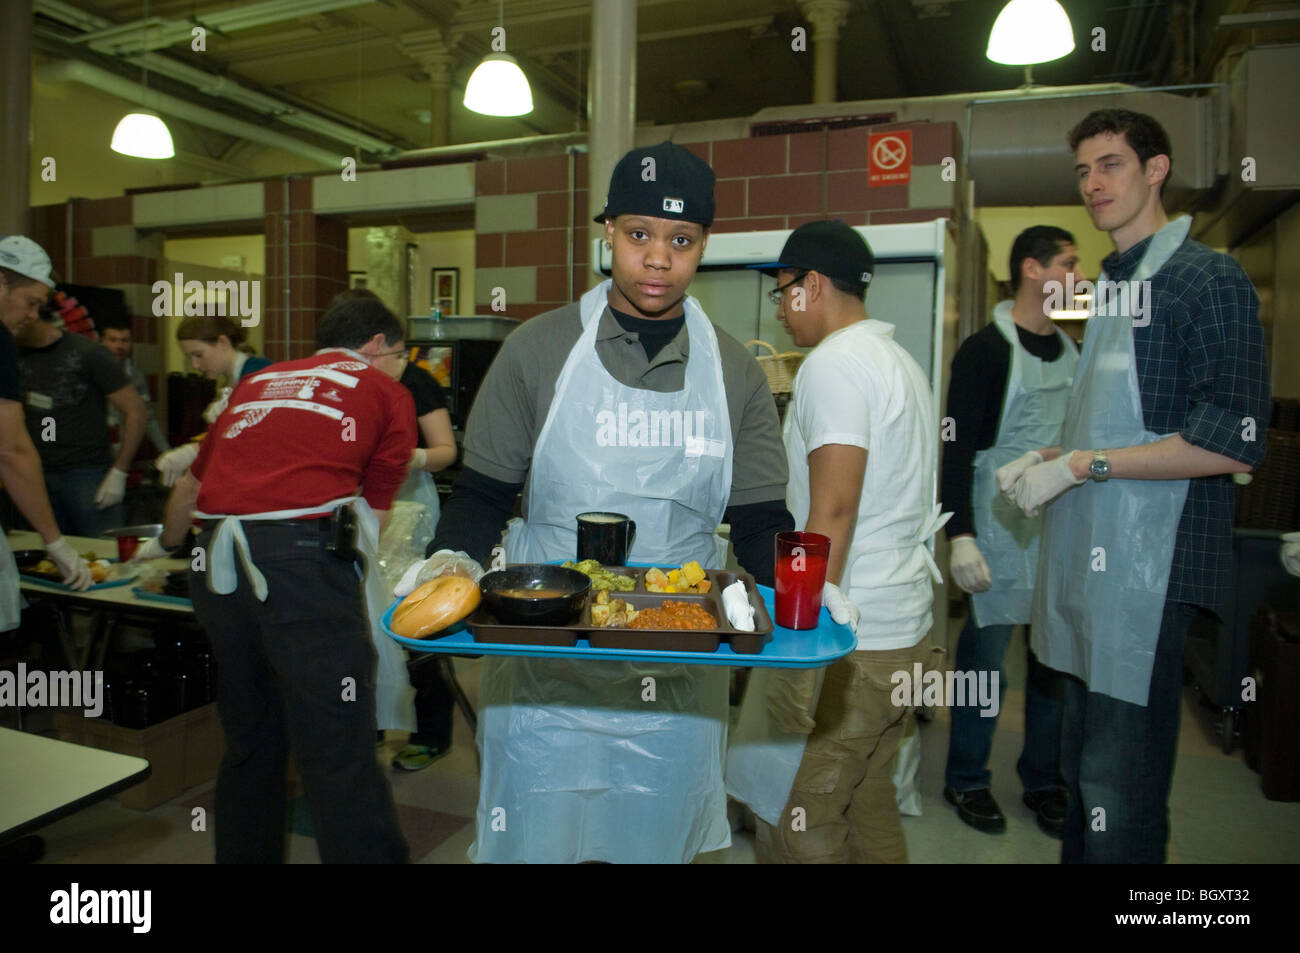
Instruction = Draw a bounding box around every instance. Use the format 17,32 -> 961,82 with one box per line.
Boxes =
752,220 -> 947,863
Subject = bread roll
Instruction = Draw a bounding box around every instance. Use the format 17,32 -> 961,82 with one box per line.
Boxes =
391,575 -> 481,638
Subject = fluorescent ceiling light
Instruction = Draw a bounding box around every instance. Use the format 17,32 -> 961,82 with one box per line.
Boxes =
111,111 -> 175,159
463,53 -> 534,117
987,0 -> 1075,65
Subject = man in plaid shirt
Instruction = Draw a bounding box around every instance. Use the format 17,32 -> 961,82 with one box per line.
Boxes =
1002,108 -> 1271,862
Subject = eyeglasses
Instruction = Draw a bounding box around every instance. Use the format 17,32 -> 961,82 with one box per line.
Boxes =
767,273 -> 807,306
374,348 -> 409,361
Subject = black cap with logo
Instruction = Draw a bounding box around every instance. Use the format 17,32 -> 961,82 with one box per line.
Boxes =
595,141 -> 716,227
751,220 -> 875,289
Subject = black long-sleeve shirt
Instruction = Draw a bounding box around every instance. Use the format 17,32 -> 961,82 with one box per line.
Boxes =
940,319 -> 1065,539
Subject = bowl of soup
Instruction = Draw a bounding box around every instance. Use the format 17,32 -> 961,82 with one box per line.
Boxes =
479,564 -> 592,626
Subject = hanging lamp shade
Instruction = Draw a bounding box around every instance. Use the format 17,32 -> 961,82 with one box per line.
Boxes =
111,110 -> 175,159
463,53 -> 533,117
986,0 -> 1075,65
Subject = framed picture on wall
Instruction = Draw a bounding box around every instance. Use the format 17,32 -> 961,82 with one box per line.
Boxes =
348,271 -> 368,290
431,267 -> 458,315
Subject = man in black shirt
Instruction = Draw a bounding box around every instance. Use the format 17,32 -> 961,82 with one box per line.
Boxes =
940,226 -> 1079,837
16,306 -> 146,539
0,236 -> 93,606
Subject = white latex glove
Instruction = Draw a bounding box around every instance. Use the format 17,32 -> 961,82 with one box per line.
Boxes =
45,537 -> 93,591
409,447 -> 427,470
1281,532 -> 1300,578
130,537 -> 170,563
156,442 -> 200,487
996,450 -> 1043,501
393,549 -> 485,598
949,536 -> 993,593
822,581 -> 860,631
202,386 -> 232,425
1012,452 -> 1086,517
94,467 -> 128,509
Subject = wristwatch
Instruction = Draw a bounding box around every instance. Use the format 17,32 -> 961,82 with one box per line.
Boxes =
1088,450 -> 1111,482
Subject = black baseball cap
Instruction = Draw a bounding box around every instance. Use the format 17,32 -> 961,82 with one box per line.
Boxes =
751,220 -> 875,288
594,141 -> 716,227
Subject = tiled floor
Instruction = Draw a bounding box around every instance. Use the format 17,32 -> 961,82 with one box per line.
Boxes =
22,624 -> 1300,864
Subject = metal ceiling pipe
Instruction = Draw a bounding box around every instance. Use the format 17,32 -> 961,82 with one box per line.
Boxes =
36,59 -> 341,168
34,0 -> 400,157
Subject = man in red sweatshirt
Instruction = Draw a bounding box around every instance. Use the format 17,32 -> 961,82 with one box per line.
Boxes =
156,292 -> 415,863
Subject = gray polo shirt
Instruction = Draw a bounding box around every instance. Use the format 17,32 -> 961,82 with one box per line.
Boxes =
464,300 -> 788,516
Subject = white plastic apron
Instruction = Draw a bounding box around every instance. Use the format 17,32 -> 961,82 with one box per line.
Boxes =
471,280 -> 734,864
0,532 -> 24,632
1031,217 -> 1192,706
394,467 -> 441,556
970,302 -> 1078,628
195,494 -> 414,731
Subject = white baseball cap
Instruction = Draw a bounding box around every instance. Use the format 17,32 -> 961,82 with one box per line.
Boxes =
0,236 -> 55,287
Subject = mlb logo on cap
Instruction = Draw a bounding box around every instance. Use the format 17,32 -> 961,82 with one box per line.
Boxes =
663,197 -> 685,214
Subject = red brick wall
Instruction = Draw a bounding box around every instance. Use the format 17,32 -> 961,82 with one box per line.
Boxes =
263,178 -> 347,360
475,121 -> 959,320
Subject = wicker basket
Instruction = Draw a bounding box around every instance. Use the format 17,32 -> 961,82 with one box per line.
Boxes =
746,339 -> 805,396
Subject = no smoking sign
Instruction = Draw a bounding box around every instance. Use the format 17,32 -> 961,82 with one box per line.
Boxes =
868,130 -> 912,186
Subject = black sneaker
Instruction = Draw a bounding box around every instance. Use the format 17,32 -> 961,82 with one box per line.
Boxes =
1023,788 -> 1066,839
944,786 -> 1006,834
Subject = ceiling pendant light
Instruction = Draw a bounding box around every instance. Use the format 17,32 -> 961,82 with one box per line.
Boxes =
111,0 -> 174,159
111,110 -> 175,159
986,0 -> 1075,66
463,0 -> 533,116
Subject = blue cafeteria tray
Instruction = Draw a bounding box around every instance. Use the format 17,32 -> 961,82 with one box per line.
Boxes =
130,586 -> 193,607
382,583 -> 856,669
19,571 -> 136,593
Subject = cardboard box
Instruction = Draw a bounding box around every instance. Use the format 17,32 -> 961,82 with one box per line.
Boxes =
55,703 -> 224,810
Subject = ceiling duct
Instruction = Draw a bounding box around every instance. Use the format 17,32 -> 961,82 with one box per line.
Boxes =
1195,44 -> 1300,248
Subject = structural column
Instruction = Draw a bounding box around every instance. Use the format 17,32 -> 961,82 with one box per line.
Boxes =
587,0 -> 636,237
400,30 -> 456,147
1,0 -> 33,236
799,0 -> 850,105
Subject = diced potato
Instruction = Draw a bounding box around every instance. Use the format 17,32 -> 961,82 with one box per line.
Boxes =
696,579 -> 711,593
591,604 -> 610,626
681,561 -> 706,587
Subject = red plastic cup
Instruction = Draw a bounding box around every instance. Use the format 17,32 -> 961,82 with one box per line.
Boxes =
116,535 -> 140,561
774,531 -> 830,630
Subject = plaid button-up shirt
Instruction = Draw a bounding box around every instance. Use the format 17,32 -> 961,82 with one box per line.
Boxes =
1100,233 -> 1271,614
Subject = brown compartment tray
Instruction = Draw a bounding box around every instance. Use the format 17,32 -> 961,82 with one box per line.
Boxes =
466,567 -> 774,654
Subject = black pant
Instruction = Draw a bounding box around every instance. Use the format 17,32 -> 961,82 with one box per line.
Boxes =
409,656 -> 454,749
191,521 -> 409,864
1059,601 -> 1199,863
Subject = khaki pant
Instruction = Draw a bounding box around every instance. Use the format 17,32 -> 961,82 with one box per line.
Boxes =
755,636 -> 942,864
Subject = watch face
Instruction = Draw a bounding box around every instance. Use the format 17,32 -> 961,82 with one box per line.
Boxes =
1090,459 -> 1110,478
